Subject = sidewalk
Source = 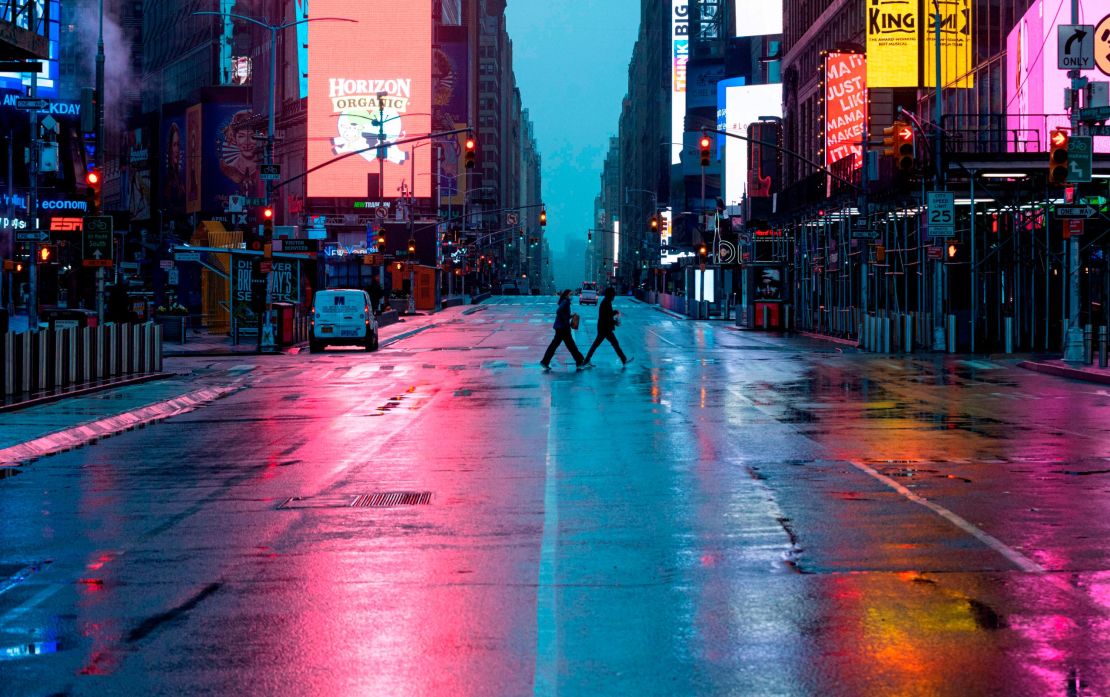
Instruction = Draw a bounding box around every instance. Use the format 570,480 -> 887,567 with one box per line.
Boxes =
1018,359 -> 1110,385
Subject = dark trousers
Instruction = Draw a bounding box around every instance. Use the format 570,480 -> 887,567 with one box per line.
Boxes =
584,330 -> 626,363
542,328 -> 584,366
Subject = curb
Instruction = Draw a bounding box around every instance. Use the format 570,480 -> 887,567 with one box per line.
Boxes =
0,384 -> 243,467
652,306 -> 688,321
795,330 -> 861,349
380,322 -> 440,348
0,373 -> 173,414
1018,360 -> 1110,385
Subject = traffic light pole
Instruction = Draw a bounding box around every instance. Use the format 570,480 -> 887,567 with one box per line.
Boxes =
931,0 -> 947,352
1063,0 -> 1086,363
28,67 -> 39,329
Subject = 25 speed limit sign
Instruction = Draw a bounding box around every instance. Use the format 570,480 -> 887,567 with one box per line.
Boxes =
926,191 -> 955,238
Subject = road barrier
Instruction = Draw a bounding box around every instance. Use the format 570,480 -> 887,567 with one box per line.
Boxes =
1,322 -> 163,398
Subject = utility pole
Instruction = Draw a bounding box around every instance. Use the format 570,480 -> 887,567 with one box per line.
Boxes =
27,53 -> 40,329
1063,0 -> 1086,363
931,0 -> 946,351
95,0 -> 106,325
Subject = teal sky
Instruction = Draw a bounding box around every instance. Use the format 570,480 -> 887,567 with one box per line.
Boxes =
505,0 -> 641,289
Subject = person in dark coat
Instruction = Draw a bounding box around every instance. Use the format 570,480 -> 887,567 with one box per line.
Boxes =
368,277 -> 384,314
583,287 -> 631,366
540,289 -> 585,370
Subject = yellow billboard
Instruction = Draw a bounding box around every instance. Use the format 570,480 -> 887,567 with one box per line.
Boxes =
867,0 -> 920,87
923,0 -> 974,88
866,0 -> 973,89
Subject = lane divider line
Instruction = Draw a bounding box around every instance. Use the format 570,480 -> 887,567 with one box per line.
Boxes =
0,385 -> 243,467
847,458 -> 1045,574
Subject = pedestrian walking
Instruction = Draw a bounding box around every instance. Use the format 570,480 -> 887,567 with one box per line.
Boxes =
368,277 -> 384,315
540,289 -> 585,370
583,287 -> 633,367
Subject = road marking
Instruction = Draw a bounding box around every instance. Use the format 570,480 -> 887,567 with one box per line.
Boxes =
0,584 -> 63,625
533,390 -> 559,696
847,459 -> 1045,574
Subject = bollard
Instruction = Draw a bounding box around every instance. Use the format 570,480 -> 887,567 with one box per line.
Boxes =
54,329 -> 64,389
762,305 -> 770,330
36,330 -> 47,392
133,324 -> 143,374
883,317 -> 892,353
947,315 -> 957,353
1100,326 -> 1108,369
2,332 -> 12,396
904,315 -> 913,354
154,324 -> 163,372
1085,324 -> 1094,365
109,324 -> 118,377
1005,317 -> 1014,355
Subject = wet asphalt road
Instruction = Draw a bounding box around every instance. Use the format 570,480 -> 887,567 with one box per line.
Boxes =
2,296 -> 1110,696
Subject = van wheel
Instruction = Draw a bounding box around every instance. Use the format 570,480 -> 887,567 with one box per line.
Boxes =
309,340 -> 323,353
365,333 -> 377,352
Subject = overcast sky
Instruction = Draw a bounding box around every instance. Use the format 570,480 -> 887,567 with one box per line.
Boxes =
505,0 -> 640,290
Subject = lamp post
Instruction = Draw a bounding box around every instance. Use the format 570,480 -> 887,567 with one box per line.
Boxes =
193,11 -> 356,352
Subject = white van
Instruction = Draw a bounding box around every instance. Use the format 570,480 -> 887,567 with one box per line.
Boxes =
309,289 -> 379,353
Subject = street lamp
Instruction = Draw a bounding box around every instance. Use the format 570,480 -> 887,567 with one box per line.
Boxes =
193,11 -> 356,353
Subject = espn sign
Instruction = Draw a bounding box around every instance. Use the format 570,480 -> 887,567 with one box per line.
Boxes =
50,217 -> 84,231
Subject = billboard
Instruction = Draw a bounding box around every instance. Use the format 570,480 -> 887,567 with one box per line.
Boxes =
185,105 -> 202,213
733,0 -> 782,38
1007,0 -> 1110,153
824,52 -> 867,170
721,82 -> 782,206
434,30 -> 469,206
866,0 -> 973,88
672,0 -> 690,165
0,0 -> 59,97
161,115 -> 186,211
307,0 -> 433,199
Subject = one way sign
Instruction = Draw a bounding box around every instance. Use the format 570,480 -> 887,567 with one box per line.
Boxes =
1059,24 -> 1095,70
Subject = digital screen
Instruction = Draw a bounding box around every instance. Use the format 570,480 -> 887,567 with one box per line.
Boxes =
824,52 -> 866,170
1007,0 -> 1110,153
307,0 -> 432,198
672,0 -> 690,165
866,0 -> 919,87
721,83 -> 782,206
0,0 -> 59,97
733,0 -> 782,37
922,0 -> 974,88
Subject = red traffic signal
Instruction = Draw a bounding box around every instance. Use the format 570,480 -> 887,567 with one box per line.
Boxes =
1049,129 -> 1069,185
85,169 -> 102,213
86,170 -> 100,186
539,206 -> 547,227
699,136 -> 712,167
262,207 -> 274,220
650,215 -> 659,232
464,137 -> 477,170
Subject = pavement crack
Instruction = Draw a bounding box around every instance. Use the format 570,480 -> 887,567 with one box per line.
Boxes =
126,582 -> 221,644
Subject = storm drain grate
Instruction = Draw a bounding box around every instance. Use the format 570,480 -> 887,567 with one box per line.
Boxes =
351,491 -> 431,507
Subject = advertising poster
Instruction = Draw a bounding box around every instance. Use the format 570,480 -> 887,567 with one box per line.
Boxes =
161,115 -> 187,211
233,257 -> 265,339
270,260 -> 299,304
185,105 -> 203,213
434,32 -> 469,206
208,103 -> 263,207
1007,0 -> 1110,153
923,0 -> 974,88
866,0 -> 919,87
672,0 -> 690,164
307,0 -> 433,199
296,0 -> 309,99
126,127 -> 152,221
824,52 -> 867,170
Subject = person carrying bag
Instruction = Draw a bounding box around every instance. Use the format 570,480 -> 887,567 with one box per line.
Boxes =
583,287 -> 632,367
540,289 -> 586,371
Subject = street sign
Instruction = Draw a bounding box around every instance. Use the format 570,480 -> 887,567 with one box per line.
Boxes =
174,251 -> 201,262
506,212 -> 519,226
259,260 -> 273,275
374,206 -> 388,220
1056,205 -> 1097,218
927,246 -> 944,260
1090,125 -> 1110,136
1079,106 -> 1110,122
364,253 -> 383,266
1064,219 -> 1085,238
246,197 -> 267,206
851,220 -> 879,239
926,191 -> 956,238
14,97 -> 48,111
83,215 -> 114,267
15,230 -> 48,242
260,164 -> 281,181
1069,135 -> 1093,182
159,260 -> 174,270
278,239 -> 319,254
168,268 -> 179,286
1059,25 -> 1095,70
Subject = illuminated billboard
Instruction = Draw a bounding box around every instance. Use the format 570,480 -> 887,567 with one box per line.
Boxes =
733,0 -> 782,38
721,82 -> 782,206
672,0 -> 690,165
824,52 -> 867,170
0,0 -> 59,97
1007,0 -> 1110,153
866,0 -> 918,87
866,0 -> 973,88
307,0 -> 432,199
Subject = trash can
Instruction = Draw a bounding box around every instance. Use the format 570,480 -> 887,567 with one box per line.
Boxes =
41,307 -> 98,331
271,302 -> 295,345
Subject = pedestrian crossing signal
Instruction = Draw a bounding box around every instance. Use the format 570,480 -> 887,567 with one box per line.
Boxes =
1049,129 -> 1069,186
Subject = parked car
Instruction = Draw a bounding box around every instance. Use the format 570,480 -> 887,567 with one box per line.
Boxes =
500,282 -> 521,295
309,289 -> 379,353
580,282 -> 599,305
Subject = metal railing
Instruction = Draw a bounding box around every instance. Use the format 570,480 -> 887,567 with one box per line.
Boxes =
1,323 -> 163,397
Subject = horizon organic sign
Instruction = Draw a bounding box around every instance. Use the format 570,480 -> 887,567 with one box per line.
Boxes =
824,52 -> 867,170
307,0 -> 432,198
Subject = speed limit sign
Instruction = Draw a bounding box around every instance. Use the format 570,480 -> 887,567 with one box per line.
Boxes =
926,191 -> 955,238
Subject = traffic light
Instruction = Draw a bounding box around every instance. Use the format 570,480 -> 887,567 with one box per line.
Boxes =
464,137 -> 476,169
539,206 -> 547,227
38,244 -> 57,264
698,242 -> 708,258
1049,129 -> 1069,185
377,233 -> 386,248
650,215 -> 659,232
699,136 -> 712,167
85,169 -> 102,213
407,238 -> 416,254
882,121 -> 915,172
261,207 -> 274,239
